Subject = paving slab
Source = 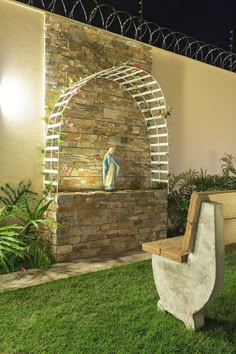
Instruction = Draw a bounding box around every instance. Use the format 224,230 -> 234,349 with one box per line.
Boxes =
0,251 -> 151,293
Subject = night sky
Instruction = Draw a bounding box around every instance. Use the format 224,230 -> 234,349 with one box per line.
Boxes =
18,0 -> 236,51
107,0 -> 236,51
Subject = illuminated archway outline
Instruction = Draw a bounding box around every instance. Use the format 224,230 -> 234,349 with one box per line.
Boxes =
44,65 -> 169,193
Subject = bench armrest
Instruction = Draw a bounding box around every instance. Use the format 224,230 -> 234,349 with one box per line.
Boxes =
142,235 -> 189,263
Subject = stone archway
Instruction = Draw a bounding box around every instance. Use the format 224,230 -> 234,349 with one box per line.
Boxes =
44,64 -> 169,193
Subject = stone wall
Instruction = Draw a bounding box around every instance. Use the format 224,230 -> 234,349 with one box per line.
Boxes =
45,14 -> 153,191
45,14 -> 167,260
60,80 -> 152,190
50,190 -> 167,261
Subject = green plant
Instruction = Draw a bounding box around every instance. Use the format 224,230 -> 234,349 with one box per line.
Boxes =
168,154 -> 236,235
12,195 -> 56,268
0,208 -> 27,273
220,153 -> 236,176
162,106 -> 172,119
0,181 -> 56,273
0,180 -> 36,212
168,169 -> 199,233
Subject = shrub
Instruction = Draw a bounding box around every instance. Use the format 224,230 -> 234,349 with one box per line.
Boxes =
0,207 -> 27,273
168,153 -> 236,235
0,181 -> 56,273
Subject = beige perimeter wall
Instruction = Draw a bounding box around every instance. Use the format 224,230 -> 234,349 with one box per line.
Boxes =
0,0 -> 44,194
152,48 -> 236,175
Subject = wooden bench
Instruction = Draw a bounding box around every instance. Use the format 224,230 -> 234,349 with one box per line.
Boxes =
142,190 -> 236,330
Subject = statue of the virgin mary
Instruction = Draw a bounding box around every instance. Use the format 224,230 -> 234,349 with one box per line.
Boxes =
102,147 -> 120,191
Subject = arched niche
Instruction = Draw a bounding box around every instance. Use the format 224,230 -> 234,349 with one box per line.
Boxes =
44,65 -> 169,194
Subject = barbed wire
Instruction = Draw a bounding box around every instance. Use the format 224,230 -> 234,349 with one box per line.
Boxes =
17,0 -> 236,72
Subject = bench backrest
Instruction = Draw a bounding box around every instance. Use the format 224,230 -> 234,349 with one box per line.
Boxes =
182,190 -> 236,253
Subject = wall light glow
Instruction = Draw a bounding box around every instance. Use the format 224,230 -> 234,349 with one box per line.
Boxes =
0,85 -> 4,106
0,78 -> 27,119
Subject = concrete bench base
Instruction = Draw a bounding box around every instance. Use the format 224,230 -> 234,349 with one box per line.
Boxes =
151,202 -> 224,330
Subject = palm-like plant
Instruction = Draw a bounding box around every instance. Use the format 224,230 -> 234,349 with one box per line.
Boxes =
12,196 -> 56,268
0,208 -> 27,273
0,180 -> 36,211
220,153 -> 236,177
168,154 -> 236,235
0,181 -> 56,273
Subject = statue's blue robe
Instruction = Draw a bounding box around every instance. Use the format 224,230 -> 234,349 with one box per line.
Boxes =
103,154 -> 119,186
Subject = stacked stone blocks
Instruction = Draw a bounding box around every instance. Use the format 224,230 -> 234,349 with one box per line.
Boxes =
45,13 -> 167,260
50,190 -> 167,261
45,14 -> 153,192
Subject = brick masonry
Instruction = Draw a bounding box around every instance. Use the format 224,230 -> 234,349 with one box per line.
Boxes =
49,190 -> 167,262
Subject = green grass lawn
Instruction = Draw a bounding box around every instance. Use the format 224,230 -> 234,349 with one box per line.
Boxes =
0,251 -> 235,354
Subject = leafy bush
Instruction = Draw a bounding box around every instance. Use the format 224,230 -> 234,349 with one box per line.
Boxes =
168,153 -> 236,235
0,181 -> 56,273
0,180 -> 36,210
0,208 -> 27,273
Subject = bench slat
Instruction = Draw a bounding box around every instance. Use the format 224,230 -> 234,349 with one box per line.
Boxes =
182,192 -> 203,253
142,236 -> 185,261
161,247 -> 189,263
183,191 -> 236,253
225,243 -> 236,250
203,191 -> 236,219
224,218 -> 236,245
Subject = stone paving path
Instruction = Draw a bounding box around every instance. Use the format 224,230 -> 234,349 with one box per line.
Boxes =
0,251 -> 151,293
